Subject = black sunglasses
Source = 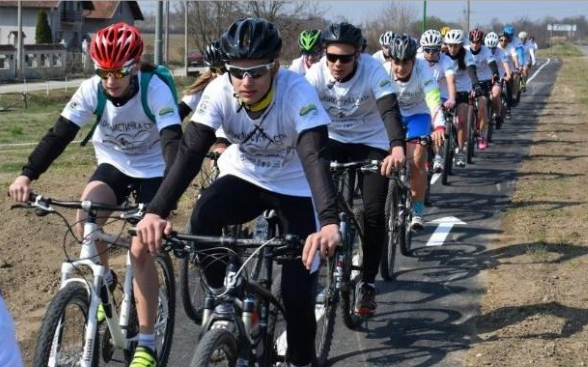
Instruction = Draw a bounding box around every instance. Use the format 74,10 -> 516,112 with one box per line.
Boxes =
326,53 -> 355,64
423,47 -> 440,54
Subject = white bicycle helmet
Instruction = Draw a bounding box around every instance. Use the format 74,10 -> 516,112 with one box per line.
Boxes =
518,31 -> 528,41
484,32 -> 499,48
420,29 -> 443,47
444,29 -> 465,45
380,31 -> 396,47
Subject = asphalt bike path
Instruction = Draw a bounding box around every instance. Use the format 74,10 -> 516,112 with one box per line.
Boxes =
93,59 -> 557,367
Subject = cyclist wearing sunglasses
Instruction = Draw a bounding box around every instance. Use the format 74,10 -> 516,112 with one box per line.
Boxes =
444,29 -> 483,167
136,18 -> 340,367
466,28 -> 500,151
289,29 -> 323,76
418,29 -> 457,172
305,22 -> 405,316
485,32 -> 512,128
179,41 -> 230,155
7,22 -> 182,366
372,30 -> 395,64
384,34 -> 446,230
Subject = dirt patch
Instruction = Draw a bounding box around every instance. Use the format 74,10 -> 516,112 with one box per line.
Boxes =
462,60 -> 588,366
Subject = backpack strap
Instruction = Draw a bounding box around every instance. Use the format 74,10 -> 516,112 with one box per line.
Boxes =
80,84 -> 107,147
140,70 -> 157,122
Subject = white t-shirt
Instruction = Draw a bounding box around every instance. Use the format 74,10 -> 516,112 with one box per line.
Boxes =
181,90 -> 203,111
305,54 -> 396,151
520,40 -> 534,65
465,45 -> 496,81
0,295 -> 23,367
499,42 -> 517,70
62,73 -> 181,178
372,49 -> 387,64
416,52 -> 456,100
384,58 -> 444,129
191,68 -> 331,197
289,55 -> 310,75
490,47 -> 509,76
446,48 -> 477,92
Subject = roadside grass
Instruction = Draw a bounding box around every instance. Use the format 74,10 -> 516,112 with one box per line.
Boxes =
537,42 -> 583,58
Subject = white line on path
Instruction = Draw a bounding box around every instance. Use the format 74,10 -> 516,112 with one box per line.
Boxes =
527,58 -> 551,84
426,216 -> 467,247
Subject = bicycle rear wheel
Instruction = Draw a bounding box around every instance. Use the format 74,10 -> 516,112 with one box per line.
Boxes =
189,328 -> 238,367
487,105 -> 494,143
398,189 -> 413,257
340,209 -> 364,330
380,180 -> 399,281
441,123 -> 454,185
33,283 -> 98,367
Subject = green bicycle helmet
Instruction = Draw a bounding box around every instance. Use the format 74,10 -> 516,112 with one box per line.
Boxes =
298,29 -> 323,53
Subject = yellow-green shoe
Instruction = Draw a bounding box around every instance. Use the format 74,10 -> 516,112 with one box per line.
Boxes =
97,304 -> 106,323
130,346 -> 157,367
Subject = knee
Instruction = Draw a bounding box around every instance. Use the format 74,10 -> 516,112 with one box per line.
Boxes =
130,239 -> 151,268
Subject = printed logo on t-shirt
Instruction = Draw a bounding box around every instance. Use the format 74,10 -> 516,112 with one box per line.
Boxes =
67,100 -> 81,111
424,79 -> 433,86
299,104 -> 318,117
158,107 -> 175,117
379,79 -> 392,88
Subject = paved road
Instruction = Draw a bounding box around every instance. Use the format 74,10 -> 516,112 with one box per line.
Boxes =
93,58 -> 558,367
577,45 -> 588,56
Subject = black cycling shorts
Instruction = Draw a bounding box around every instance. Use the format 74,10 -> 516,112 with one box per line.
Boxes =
88,163 -> 163,205
456,91 -> 470,105
478,80 -> 493,98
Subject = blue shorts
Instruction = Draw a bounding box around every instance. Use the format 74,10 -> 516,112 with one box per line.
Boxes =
402,113 -> 431,139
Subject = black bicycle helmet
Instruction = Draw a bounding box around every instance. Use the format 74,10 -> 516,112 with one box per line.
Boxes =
389,34 -> 418,61
203,40 -> 225,68
322,22 -> 363,49
220,18 -> 282,61
362,36 -> 368,52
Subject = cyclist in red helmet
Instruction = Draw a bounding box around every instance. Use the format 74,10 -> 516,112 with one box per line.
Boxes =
8,22 -> 181,366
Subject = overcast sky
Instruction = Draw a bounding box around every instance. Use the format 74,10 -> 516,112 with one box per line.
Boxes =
139,1 -> 588,26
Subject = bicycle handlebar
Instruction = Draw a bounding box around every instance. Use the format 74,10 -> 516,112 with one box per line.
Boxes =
330,160 -> 381,172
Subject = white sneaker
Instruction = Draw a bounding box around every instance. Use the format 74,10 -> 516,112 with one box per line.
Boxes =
433,155 -> 444,173
410,215 -> 425,232
455,151 -> 466,167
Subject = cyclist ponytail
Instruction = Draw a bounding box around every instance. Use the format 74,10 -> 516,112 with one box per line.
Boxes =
456,47 -> 466,70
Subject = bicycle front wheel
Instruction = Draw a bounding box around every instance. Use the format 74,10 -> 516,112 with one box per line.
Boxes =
33,282 -> 98,367
340,209 -> 364,330
380,181 -> 399,281
466,106 -> 476,164
189,328 -> 238,367
315,255 -> 337,367
441,124 -> 454,185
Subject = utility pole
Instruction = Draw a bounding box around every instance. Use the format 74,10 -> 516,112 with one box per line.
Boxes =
154,2 -> 163,65
164,1 -> 170,66
422,1 -> 427,33
17,0 -> 23,79
184,2 -> 188,77
467,1 -> 471,31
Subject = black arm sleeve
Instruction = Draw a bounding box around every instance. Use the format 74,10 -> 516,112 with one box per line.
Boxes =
489,60 -> 499,76
467,65 -> 480,85
21,116 -> 80,180
178,101 -> 193,121
147,122 -> 216,218
160,124 -> 182,173
296,125 -> 339,227
376,93 -> 405,149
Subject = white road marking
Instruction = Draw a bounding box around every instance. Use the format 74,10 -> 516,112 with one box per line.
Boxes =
431,173 -> 442,185
426,216 -> 467,247
527,58 -> 551,84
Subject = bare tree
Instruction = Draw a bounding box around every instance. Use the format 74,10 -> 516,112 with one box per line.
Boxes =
361,1 -> 418,52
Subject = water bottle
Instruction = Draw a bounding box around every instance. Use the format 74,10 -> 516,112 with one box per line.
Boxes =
253,215 -> 269,240
235,356 -> 249,367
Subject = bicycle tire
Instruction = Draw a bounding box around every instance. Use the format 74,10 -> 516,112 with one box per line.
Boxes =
466,105 -> 475,164
315,255 -> 337,367
189,328 -> 238,367
340,208 -> 364,330
260,272 -> 287,367
380,180 -> 399,280
398,188 -> 413,257
124,252 -> 175,367
424,146 -> 433,207
179,220 -> 206,324
487,106 -> 494,143
441,123 -> 454,185
33,283 -> 99,367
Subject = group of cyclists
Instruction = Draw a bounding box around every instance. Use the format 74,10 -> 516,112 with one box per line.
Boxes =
6,17 -> 537,367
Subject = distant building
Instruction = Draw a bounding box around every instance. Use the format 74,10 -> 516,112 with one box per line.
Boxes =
0,1 -> 144,50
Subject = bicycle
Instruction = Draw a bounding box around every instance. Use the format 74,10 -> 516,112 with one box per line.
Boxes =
441,107 -> 458,185
12,193 -> 175,367
153,218 -> 304,367
381,136 -> 432,279
466,92 -> 481,164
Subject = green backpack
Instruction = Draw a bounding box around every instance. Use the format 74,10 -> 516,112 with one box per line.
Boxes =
80,65 -> 179,146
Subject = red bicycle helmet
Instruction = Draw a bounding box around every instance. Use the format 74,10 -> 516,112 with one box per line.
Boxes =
469,28 -> 485,43
90,22 -> 143,69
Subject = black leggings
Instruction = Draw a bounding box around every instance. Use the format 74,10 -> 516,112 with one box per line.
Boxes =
328,139 -> 388,284
189,175 -> 318,366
